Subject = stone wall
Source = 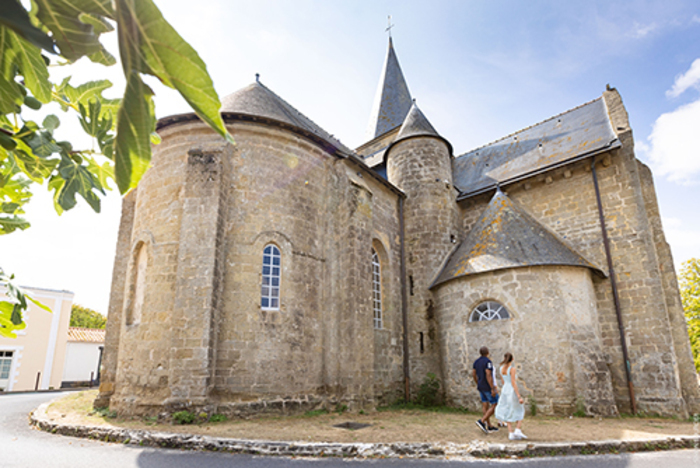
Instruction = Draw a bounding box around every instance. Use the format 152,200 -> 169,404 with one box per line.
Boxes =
386,136 -> 460,396
321,159 -> 405,407
636,161 -> 700,412
102,119 -> 405,415
434,266 -> 617,416
212,123 -> 330,403
95,191 -> 135,408
108,125 -> 232,414
449,91 -> 695,415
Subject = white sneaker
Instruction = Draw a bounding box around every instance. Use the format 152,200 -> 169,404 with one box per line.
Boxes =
514,429 -> 528,439
508,432 -> 519,440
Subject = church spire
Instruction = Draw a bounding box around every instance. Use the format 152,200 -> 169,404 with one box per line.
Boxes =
365,37 -> 413,141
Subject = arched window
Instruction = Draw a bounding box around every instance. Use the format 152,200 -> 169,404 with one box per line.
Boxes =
469,301 -> 510,322
372,248 -> 382,329
261,245 -> 281,310
127,243 -> 148,326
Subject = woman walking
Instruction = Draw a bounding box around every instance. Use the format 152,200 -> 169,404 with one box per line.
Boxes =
494,352 -> 527,440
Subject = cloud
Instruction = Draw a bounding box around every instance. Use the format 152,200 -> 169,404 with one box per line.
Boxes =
693,15 -> 700,24
645,98 -> 700,184
661,217 -> 700,266
666,58 -> 700,98
630,21 -> 658,38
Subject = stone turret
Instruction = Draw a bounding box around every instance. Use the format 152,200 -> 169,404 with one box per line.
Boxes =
385,102 -> 458,389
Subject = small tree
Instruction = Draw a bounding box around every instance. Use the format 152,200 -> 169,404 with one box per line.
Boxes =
679,258 -> 700,372
0,0 -> 233,337
70,304 -> 106,329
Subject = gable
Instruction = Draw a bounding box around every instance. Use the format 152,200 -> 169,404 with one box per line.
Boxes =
431,190 -> 604,288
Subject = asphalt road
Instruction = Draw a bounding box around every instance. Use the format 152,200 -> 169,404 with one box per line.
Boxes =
1,392 -> 699,467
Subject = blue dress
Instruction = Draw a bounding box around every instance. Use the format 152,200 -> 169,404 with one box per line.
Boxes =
495,365 -> 525,423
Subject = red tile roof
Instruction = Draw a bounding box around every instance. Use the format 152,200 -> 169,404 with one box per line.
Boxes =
67,327 -> 105,343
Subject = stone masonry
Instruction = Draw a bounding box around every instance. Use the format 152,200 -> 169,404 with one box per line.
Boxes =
98,39 -> 699,419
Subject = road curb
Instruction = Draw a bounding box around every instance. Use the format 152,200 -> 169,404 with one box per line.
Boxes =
30,402 -> 700,459
470,437 -> 700,459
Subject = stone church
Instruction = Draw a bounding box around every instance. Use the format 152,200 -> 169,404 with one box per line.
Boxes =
97,38 -> 700,418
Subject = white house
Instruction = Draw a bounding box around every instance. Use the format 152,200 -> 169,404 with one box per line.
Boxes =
0,286 -> 73,392
61,327 -> 105,387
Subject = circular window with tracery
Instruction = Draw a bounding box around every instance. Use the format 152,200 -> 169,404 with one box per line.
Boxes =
469,301 -> 510,322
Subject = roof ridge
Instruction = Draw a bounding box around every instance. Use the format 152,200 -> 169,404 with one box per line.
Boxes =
457,96 -> 603,158
431,190 -> 603,288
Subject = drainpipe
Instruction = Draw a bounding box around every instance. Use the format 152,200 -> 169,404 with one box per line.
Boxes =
399,197 -> 410,402
591,157 -> 637,414
96,345 -> 104,385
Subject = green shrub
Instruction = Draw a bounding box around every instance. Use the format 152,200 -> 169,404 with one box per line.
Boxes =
573,397 -> 586,417
172,410 -> 196,425
335,403 -> 348,414
95,407 -> 117,419
414,373 -> 441,407
209,413 -> 227,423
529,396 -> 537,417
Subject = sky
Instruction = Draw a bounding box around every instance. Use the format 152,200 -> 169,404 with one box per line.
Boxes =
2,0 -> 700,315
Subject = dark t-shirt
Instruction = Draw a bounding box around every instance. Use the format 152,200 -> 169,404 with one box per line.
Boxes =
473,356 -> 494,393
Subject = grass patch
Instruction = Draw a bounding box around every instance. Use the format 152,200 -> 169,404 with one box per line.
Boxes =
94,407 -> 117,419
304,409 -> 330,418
209,413 -> 228,423
49,390 -> 97,415
377,400 -> 474,415
143,415 -> 158,426
43,389 -> 697,449
618,411 -> 676,420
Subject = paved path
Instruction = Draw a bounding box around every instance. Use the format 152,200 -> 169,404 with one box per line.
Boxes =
2,392 -> 700,467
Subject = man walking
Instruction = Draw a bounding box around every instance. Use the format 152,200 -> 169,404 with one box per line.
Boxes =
473,346 -> 498,434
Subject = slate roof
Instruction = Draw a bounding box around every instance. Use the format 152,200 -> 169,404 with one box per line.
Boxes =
366,37 -> 413,140
431,190 -> 603,288
67,327 -> 105,343
362,102 -> 450,167
453,97 -> 620,199
220,80 -> 354,156
396,101 -> 441,141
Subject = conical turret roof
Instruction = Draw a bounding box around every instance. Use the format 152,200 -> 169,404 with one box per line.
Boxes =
383,100 -> 453,158
396,101 -> 440,141
431,190 -> 603,288
365,37 -> 413,140
220,80 -> 353,156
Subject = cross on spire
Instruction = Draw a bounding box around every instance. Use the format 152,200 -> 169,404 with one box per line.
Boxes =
386,15 -> 394,37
